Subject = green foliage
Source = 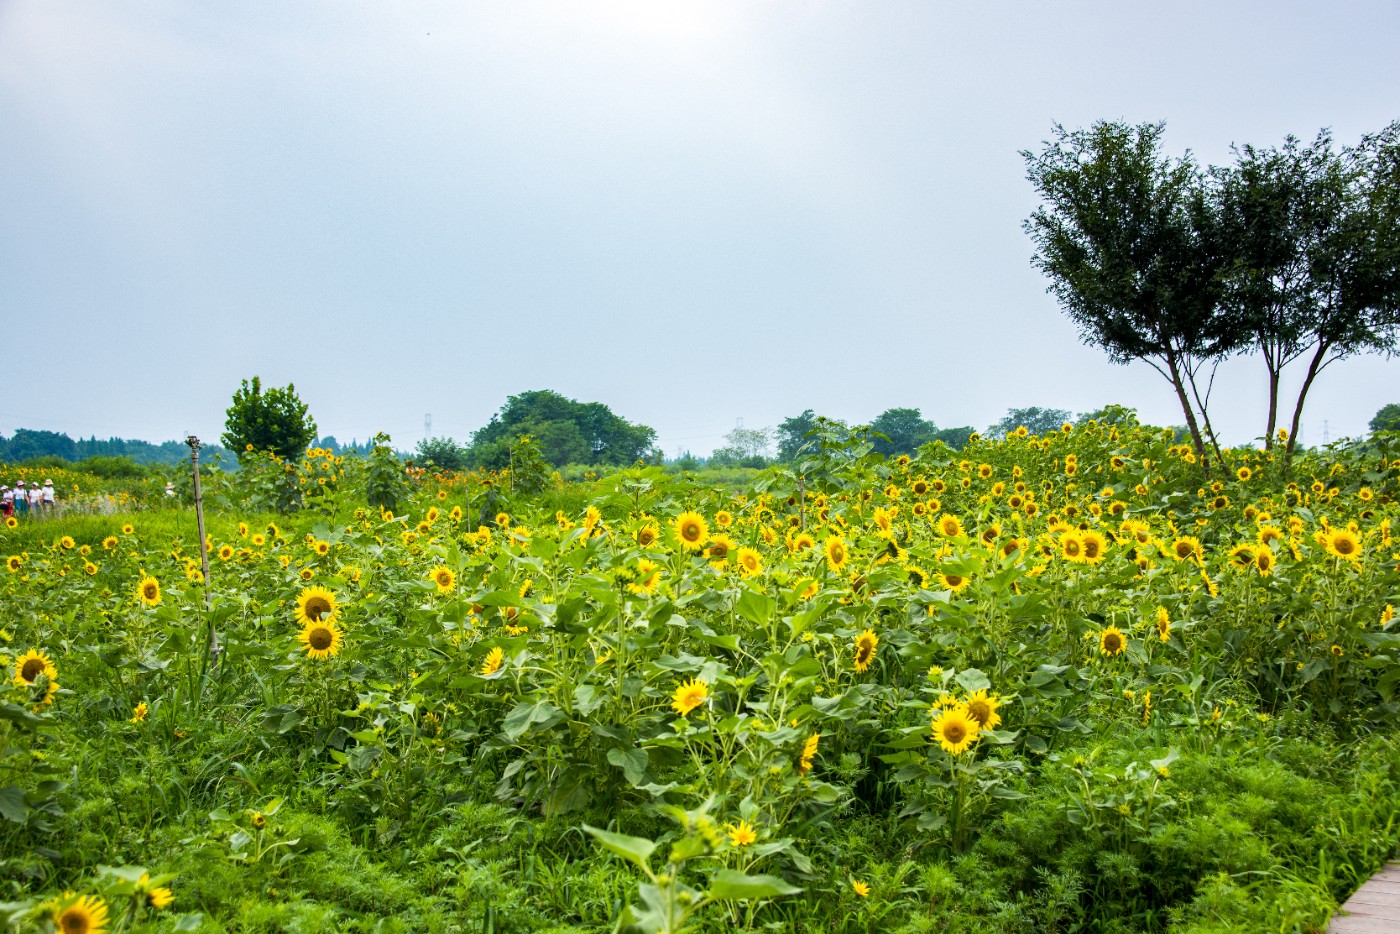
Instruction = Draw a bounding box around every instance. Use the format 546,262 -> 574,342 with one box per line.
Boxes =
222,376 -> 318,461
414,436 -> 469,472
776,410 -> 820,462
987,406 -> 1072,438
470,389 -> 657,468
1370,402 -> 1400,433
365,432 -> 406,514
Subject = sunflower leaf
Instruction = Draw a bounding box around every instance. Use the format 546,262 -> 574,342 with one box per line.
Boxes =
706,869 -> 802,901
582,824 -> 656,871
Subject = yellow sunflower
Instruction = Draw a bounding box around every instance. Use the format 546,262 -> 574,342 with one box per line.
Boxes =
1323,528 -> 1362,561
480,646 -> 505,676
1171,536 -> 1203,562
931,703 -> 980,755
1099,625 -> 1126,657
1254,546 -> 1275,576
706,534 -> 735,567
50,892 -> 110,934
1060,532 -> 1084,562
217,544 -> 234,561
853,629 -> 878,672
714,510 -> 733,528
674,511 -> 709,551
936,571 -> 971,593
430,566 -> 456,593
296,586 -> 338,624
671,678 -> 709,717
798,731 -> 820,774
1079,530 -> 1107,564
735,546 -> 763,578
937,514 -> 963,538
824,535 -> 848,571
297,619 -> 343,659
7,555 -> 22,573
635,523 -> 660,547
1155,607 -> 1171,642
136,576 -> 161,606
727,820 -> 757,847
14,649 -> 57,691
964,689 -> 1002,730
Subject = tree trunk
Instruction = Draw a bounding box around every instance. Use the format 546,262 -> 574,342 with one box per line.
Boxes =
1186,359 -> 1227,470
1166,352 -> 1210,474
1264,361 -> 1280,452
1285,340 -> 1332,465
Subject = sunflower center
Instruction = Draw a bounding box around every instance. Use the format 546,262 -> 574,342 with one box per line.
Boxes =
943,722 -> 967,744
1334,538 -> 1355,555
1083,541 -> 1100,559
710,543 -> 728,558
638,530 -> 655,545
59,908 -> 91,934
832,546 -> 846,563
1175,543 -> 1192,558
308,626 -> 333,650
304,597 -> 331,620
143,583 -> 158,599
1105,635 -> 1123,653
945,575 -> 964,587
20,659 -> 44,681
968,701 -> 990,725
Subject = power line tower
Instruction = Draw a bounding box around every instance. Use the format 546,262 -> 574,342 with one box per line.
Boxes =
424,413 -> 432,441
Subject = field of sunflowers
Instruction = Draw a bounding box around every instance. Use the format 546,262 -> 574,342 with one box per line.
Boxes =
1,416 -> 1398,933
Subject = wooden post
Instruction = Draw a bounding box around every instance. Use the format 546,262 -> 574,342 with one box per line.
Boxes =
186,436 -> 218,659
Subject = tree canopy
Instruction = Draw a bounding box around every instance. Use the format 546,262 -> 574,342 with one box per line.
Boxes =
1371,403 -> 1400,433
469,390 -> 657,469
222,377 -> 318,461
987,407 -> 1072,438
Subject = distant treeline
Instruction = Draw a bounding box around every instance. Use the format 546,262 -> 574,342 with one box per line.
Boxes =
0,429 -> 235,468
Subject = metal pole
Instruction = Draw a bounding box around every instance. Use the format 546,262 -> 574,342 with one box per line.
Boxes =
187,437 -> 218,662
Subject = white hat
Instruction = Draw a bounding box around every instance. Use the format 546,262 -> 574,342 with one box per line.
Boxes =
44,480 -> 53,486
15,481 -> 23,487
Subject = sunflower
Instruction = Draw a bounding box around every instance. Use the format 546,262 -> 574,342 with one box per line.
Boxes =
671,678 -> 709,717
824,535 -> 848,571
726,820 -> 757,847
964,689 -> 1002,730
674,511 -> 709,551
977,463 -> 993,479
1099,625 -> 1126,657
1060,532 -> 1084,562
136,576 -> 161,606
59,536 -> 75,550
217,544 -> 234,561
480,646 -> 505,676
628,558 -> 663,594
1227,544 -> 1256,570
430,566 -> 456,593
931,703 -> 980,756
130,701 -> 149,723
296,586 -> 338,624
14,649 -> 57,691
50,892 -> 109,934
714,510 -> 733,528
937,514 -> 963,538
495,512 -> 511,528
853,629 -> 878,672
1254,546 -> 1275,576
299,567 -> 315,581
788,531 -> 815,553
907,565 -> 929,589
1323,528 -> 1362,561
6,555 -> 21,573
1171,536 -> 1203,562
102,536 -> 117,550
852,880 -> 871,897
706,534 -> 735,567
798,731 -> 820,774
1155,607 -> 1171,642
936,571 -> 970,593
911,478 -> 930,496
298,619 -> 343,659
1079,530 -> 1107,564
736,546 -> 763,578
122,524 -> 134,535
635,523 -> 660,547
1236,466 -> 1252,481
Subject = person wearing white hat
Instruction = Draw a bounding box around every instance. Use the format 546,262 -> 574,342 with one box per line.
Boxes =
26,484 -> 41,514
13,481 -> 27,517
41,480 -> 55,516
1,485 -> 12,519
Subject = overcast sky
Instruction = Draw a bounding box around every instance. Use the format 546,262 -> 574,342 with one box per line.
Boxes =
3,1 -> 1397,456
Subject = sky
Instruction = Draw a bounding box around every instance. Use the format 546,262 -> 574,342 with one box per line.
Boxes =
2,1 -> 1398,457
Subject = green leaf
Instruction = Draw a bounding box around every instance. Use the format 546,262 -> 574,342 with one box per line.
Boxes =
954,668 -> 991,693
735,589 -> 775,626
607,747 -> 649,786
502,701 -> 564,741
0,786 -> 28,823
706,869 -> 802,901
582,825 -> 656,871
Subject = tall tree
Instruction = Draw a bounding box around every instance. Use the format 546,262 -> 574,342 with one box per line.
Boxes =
1023,121 -> 1242,470
776,410 -> 819,462
869,408 -> 936,456
222,377 -> 318,461
1275,121 -> 1400,458
987,407 -> 1072,438
469,390 -> 656,468
1370,403 -> 1400,433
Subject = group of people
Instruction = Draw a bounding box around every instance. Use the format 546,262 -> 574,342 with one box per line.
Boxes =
1,480 -> 56,519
